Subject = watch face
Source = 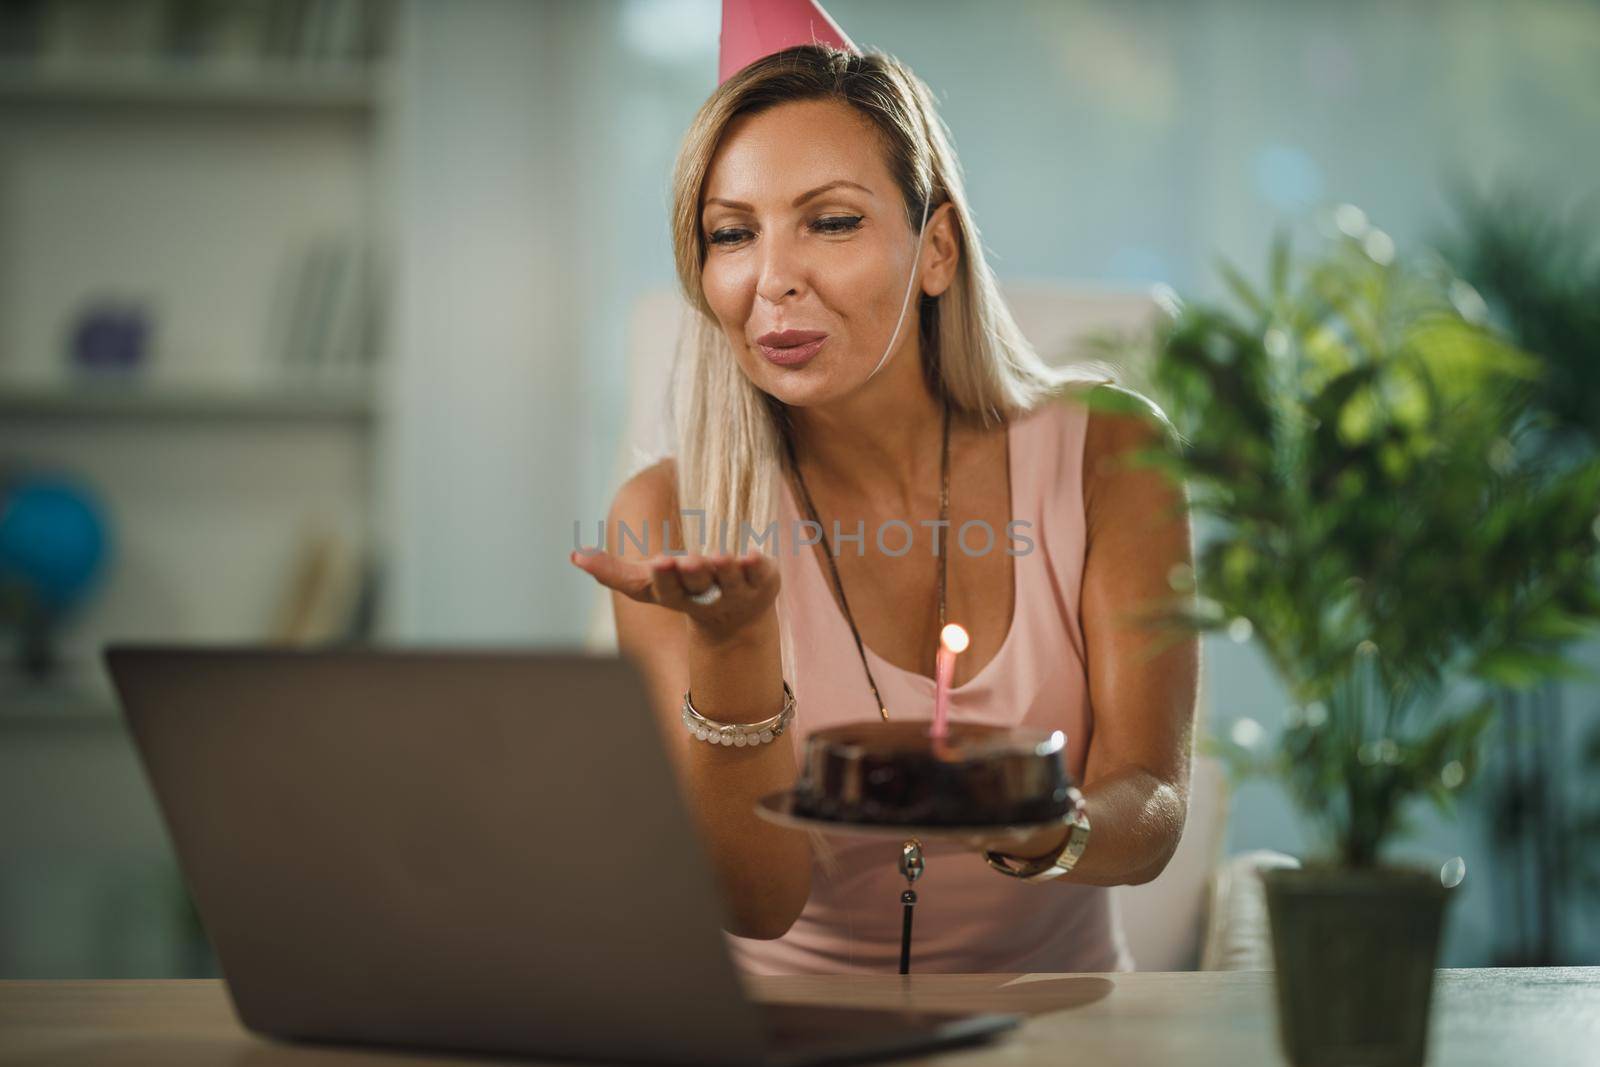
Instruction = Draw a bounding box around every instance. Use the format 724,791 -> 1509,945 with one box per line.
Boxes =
1048,819 -> 1090,875
985,809 -> 1089,880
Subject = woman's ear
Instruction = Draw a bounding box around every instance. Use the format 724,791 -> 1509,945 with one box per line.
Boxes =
919,201 -> 961,299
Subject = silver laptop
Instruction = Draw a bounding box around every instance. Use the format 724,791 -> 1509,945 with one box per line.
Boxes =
104,645 -> 1021,1066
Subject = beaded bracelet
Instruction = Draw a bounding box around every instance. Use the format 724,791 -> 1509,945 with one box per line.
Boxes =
681,681 -> 795,747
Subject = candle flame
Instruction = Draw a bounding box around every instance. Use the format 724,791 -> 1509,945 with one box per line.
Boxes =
940,623 -> 969,653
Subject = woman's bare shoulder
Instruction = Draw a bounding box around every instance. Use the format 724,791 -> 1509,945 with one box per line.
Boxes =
1076,384 -> 1180,519
1081,383 -> 1172,453
1023,380 -> 1173,463
609,457 -> 679,525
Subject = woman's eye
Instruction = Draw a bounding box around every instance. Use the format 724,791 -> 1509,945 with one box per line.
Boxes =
813,215 -> 863,234
708,228 -> 751,246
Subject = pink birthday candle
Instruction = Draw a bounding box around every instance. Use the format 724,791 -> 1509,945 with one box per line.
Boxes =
931,623 -> 968,740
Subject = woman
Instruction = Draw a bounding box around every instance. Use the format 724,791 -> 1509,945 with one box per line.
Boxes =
571,39 -> 1197,974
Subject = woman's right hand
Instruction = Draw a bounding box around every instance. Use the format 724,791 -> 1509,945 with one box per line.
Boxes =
570,547 -> 781,643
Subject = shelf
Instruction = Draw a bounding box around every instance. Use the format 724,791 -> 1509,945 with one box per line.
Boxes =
0,382 -> 376,422
0,60 -> 382,112
0,673 -> 122,729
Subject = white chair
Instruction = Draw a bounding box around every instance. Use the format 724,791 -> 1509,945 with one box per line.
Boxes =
587,283 -> 1295,969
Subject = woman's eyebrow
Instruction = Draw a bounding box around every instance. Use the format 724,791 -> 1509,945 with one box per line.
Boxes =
704,179 -> 875,214
788,178 -> 875,206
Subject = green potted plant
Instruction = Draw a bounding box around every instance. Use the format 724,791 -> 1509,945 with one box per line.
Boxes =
1436,186 -> 1600,965
1088,211 -> 1600,1067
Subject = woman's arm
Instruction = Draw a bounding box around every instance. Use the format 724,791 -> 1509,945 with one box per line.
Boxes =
982,388 -> 1199,885
572,460 -> 812,938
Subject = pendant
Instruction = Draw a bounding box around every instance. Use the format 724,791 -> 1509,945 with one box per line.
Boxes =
898,837 -> 923,974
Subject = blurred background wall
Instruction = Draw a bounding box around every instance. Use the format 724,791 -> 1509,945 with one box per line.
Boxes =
2,0 -> 1596,976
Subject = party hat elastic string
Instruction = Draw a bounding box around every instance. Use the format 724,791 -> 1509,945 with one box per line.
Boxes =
863,193 -> 931,383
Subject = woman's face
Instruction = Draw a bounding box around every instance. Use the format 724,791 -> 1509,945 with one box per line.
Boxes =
698,98 -> 954,407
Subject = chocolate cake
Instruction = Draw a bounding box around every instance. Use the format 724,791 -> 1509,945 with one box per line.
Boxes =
791,720 -> 1075,827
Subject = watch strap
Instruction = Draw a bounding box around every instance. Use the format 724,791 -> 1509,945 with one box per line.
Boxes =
983,791 -> 1090,881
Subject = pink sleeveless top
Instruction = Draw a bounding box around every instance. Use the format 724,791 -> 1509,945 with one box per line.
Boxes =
725,392 -> 1135,975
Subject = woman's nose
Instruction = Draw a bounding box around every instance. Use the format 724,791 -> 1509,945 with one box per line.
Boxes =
755,229 -> 807,305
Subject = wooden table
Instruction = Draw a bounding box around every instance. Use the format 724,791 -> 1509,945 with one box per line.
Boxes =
3,969 -> 1597,1065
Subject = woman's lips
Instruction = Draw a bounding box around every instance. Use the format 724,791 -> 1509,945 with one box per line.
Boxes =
756,334 -> 828,367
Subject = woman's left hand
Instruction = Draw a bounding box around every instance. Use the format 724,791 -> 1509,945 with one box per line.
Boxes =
949,826 -> 1044,856
950,819 -> 1073,862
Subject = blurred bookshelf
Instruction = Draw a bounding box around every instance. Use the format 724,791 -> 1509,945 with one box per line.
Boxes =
0,0 -> 393,978
0,58 -> 383,110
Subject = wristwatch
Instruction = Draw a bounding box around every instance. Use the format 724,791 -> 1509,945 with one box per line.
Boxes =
983,788 -> 1090,881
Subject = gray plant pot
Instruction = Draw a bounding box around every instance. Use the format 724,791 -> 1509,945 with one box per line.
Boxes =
1262,865 -> 1452,1067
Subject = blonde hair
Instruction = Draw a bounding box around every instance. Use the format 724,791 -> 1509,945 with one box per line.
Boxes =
668,44 -> 1105,545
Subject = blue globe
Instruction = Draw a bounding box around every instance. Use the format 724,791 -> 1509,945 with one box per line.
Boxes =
0,476 -> 112,616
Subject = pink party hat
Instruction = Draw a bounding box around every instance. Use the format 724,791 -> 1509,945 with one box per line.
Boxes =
719,0 -> 859,85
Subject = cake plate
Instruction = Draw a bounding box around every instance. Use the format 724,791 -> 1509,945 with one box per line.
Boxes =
754,789 -> 1077,845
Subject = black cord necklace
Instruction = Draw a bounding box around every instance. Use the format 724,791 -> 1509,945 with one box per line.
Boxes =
780,394 -> 951,974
